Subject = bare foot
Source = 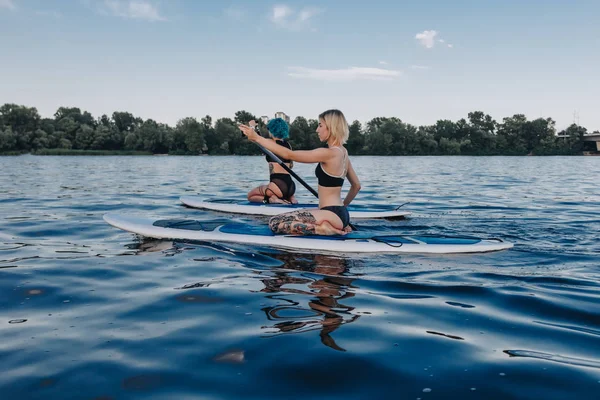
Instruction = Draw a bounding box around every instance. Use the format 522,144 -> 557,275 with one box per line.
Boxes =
315,221 -> 346,236
268,196 -> 289,204
343,226 -> 353,233
289,195 -> 298,204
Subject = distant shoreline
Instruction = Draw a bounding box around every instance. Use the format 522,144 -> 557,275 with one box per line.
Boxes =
0,149 -> 154,156
2,103 -> 598,157
0,150 -> 590,157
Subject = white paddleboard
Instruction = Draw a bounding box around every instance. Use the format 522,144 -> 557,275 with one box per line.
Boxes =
104,213 -> 513,254
180,196 -> 411,219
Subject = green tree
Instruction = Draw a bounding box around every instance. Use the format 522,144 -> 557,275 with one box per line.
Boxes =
49,130 -> 71,149
365,130 -> 393,155
465,111 -> 497,154
346,120 -> 364,154
90,125 -> 111,150
175,117 -> 205,154
525,118 -> 556,154
40,118 -> 56,136
124,132 -> 140,150
30,129 -> 49,150
438,137 -> 461,155
0,127 -> 17,152
454,118 -> 472,143
55,117 -> 79,144
136,119 -> 171,153
497,114 -> 528,155
234,110 -> 258,124
54,107 -> 96,128
432,120 -> 458,142
112,112 -> 141,134
289,116 -> 319,150
214,118 -> 240,154
0,104 -> 41,135
417,127 -> 438,154
233,111 -> 263,154
98,114 -> 112,128
468,111 -> 496,134
58,138 -> 72,149
366,117 -> 398,132
74,125 -> 95,149
558,124 -> 587,154
203,115 -> 225,154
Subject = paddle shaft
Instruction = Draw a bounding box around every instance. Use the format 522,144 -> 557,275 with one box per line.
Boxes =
255,142 -> 358,231
256,143 -> 318,197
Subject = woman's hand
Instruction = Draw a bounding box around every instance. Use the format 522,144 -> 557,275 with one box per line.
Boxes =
238,124 -> 259,142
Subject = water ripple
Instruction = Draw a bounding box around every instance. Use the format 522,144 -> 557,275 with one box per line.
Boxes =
1,155 -> 599,399
504,350 -> 600,369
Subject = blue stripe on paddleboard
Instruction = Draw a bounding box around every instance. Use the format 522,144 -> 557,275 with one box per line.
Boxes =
215,223 -> 484,245
203,198 -> 400,212
153,220 -> 489,246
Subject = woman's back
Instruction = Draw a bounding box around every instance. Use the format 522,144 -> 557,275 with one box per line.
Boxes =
316,146 -> 348,208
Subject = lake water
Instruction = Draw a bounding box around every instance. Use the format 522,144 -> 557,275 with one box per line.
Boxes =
1,155 -> 599,399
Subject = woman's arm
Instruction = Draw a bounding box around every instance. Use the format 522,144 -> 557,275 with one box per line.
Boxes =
239,124 -> 333,164
343,159 -> 361,206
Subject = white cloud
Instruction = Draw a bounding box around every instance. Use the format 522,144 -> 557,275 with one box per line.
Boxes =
410,65 -> 431,70
270,5 -> 322,30
415,30 -> 438,49
379,61 -> 388,65
287,66 -> 402,81
416,30 -> 454,49
102,0 -> 165,21
272,4 -> 292,22
0,0 -> 16,10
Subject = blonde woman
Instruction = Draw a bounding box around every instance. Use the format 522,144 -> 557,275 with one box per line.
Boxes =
239,109 -> 361,236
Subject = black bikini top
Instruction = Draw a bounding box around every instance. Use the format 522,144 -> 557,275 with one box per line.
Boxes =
265,140 -> 292,163
315,147 -> 347,187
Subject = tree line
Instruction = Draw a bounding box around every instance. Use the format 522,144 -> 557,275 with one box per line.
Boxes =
0,103 -> 595,156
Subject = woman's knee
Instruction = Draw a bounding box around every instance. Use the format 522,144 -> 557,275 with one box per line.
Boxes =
268,215 -> 282,233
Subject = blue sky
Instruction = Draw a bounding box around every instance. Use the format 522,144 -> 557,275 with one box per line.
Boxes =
1,0 -> 598,131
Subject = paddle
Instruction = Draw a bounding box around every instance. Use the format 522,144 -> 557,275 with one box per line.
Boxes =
253,141 -> 358,232
256,142 -> 318,197
395,201 -> 411,210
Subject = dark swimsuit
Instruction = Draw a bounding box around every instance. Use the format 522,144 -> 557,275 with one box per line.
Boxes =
315,147 -> 350,228
264,140 -> 296,202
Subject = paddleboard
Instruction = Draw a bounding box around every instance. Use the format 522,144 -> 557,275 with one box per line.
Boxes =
104,213 -> 513,254
180,196 -> 411,219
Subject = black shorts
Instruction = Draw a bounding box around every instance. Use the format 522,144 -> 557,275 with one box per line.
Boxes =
269,173 -> 296,200
321,205 -> 350,228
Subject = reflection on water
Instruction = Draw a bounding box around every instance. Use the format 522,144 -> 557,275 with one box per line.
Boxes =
255,253 -> 361,352
2,156 -> 599,399
131,238 -> 363,352
133,239 -> 176,254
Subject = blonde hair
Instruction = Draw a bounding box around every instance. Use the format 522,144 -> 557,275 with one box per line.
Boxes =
319,109 -> 349,145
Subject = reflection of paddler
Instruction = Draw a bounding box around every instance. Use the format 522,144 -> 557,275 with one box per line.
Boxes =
135,238 -> 176,255
256,254 -> 360,351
